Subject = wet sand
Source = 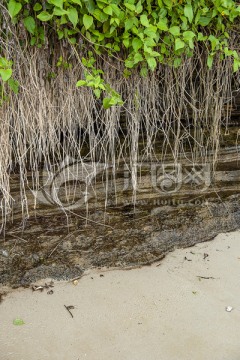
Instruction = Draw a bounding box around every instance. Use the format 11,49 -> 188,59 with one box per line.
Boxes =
1,231 -> 240,360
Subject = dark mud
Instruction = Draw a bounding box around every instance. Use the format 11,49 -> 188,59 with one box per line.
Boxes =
1,193 -> 240,288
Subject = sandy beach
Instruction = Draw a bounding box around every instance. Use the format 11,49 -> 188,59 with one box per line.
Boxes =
1,231 -> 240,360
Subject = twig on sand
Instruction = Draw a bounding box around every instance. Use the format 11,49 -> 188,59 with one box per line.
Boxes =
197,276 -> 216,280
64,305 -> 75,318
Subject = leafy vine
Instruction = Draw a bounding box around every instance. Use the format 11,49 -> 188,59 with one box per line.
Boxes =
2,0 -> 240,107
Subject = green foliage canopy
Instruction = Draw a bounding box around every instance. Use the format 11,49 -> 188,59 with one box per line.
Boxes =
1,0 -> 240,107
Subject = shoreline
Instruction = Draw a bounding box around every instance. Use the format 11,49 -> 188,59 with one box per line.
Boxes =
1,231 -> 240,359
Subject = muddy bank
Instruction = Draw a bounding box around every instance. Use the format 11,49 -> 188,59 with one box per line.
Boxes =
1,192 -> 240,288
1,126 -> 240,288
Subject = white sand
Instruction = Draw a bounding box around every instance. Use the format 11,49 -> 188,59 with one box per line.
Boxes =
1,231 -> 240,360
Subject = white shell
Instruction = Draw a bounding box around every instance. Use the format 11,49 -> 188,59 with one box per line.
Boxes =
225,306 -> 233,312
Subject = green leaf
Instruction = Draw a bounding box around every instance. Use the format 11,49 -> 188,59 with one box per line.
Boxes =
93,88 -> 101,98
23,16 -> 36,34
8,0 -> 22,18
13,318 -> 25,326
134,52 -> 143,64
76,80 -> 86,87
144,37 -> 156,47
71,0 -> 82,5
135,2 -> 143,14
146,57 -> 157,71
175,38 -> 185,51
125,58 -> 135,68
198,16 -> 212,26
33,3 -> 42,11
111,4 -> 121,17
83,14 -> 94,29
207,54 -> 214,68
30,37 -> 36,45
0,68 -> 12,81
233,58 -> 240,73
8,78 -> 19,94
37,11 -> 53,22
103,5 -> 112,16
232,50 -> 239,59
224,31 -> 230,39
93,9 -> 108,22
169,26 -> 180,36
125,18 -> 134,31
0,57 -> 11,67
84,0 -> 95,14
123,68 -> 131,77
124,3 -> 135,11
162,0 -> 172,9
173,57 -> 182,68
188,39 -> 194,50
48,0 -> 63,8
183,31 -> 195,41
140,14 -> 149,27
113,44 -> 120,51
184,4 -> 193,23
67,7 -> 78,28
144,26 -> 157,38
60,15 -> 67,24
69,37 -> 76,44
132,38 -> 142,52
163,34 -> 171,45
57,30 -> 64,39
53,7 -> 68,16
157,19 -> 168,31
224,47 -> 233,57
103,97 -> 113,109
123,38 -> 130,48
140,66 -> 148,77
197,32 -> 207,41
151,51 -> 161,57
208,35 -> 219,51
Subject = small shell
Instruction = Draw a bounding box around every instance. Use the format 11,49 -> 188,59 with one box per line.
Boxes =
73,280 -> 78,286
225,306 -> 233,312
1,250 -> 9,258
